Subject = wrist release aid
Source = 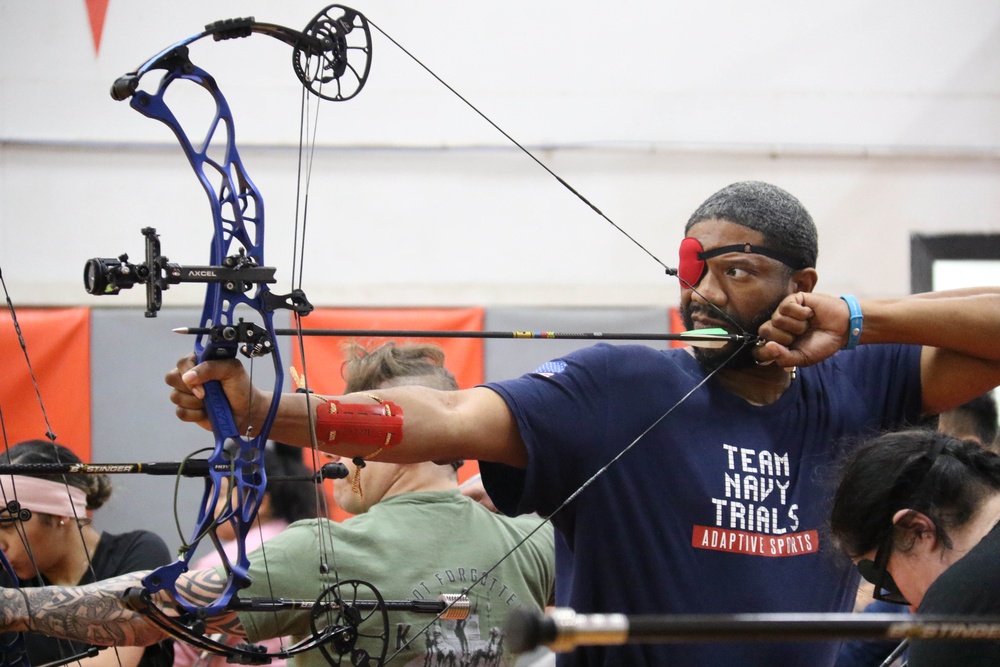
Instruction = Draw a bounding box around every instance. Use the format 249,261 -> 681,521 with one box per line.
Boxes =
839,295 -> 863,350
314,397 -> 404,448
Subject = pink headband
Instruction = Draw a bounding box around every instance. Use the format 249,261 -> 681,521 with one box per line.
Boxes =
0,475 -> 88,519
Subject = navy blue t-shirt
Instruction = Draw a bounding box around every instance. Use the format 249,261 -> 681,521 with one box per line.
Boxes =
482,343 -> 922,667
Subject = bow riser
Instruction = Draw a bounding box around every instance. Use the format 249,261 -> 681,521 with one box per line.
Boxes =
124,52 -> 282,616
99,10 -> 383,661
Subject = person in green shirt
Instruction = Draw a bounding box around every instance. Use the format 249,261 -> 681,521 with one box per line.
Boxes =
0,342 -> 555,667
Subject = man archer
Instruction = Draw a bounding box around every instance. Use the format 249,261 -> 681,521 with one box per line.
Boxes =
166,181 -> 1000,667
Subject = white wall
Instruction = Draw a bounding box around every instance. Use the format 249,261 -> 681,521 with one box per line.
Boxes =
2,1 -> 999,309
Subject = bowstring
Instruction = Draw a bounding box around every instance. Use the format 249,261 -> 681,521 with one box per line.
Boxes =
0,267 -> 125,667
357,17 -> 761,663
0,268 -> 57,442
279,67 -> 349,655
380,342 -> 751,663
366,19 -> 748,340
365,20 -> 671,278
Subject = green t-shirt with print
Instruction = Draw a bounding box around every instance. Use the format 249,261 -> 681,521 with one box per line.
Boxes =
234,490 -> 554,666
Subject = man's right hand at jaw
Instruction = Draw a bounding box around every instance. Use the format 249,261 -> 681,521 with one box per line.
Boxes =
165,354 -> 266,434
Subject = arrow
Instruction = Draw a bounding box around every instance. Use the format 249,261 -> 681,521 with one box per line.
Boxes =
172,326 -> 749,349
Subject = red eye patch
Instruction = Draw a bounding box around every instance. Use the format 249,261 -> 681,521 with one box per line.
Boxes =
677,238 -> 807,288
677,237 -> 706,287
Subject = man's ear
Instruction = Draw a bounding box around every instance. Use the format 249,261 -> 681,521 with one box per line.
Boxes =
790,267 -> 818,293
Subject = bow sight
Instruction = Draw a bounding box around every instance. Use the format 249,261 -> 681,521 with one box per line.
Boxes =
84,227 -> 311,355
84,227 -> 271,308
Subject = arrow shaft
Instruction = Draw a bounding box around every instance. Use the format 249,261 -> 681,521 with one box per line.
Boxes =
175,327 -> 749,343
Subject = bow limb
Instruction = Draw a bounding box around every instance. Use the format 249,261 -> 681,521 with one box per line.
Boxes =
110,6 -> 371,105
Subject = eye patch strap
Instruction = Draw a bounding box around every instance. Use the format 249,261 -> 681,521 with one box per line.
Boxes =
697,243 -> 808,270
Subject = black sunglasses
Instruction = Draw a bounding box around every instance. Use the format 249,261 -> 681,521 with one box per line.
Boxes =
856,527 -> 910,605
854,438 -> 949,606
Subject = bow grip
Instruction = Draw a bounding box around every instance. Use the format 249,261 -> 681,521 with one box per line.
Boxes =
203,379 -> 240,439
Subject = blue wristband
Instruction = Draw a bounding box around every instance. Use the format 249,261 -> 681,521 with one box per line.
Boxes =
840,295 -> 863,350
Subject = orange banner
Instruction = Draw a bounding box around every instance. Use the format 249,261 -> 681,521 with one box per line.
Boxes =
289,308 -> 484,394
0,308 -> 91,461
669,307 -> 685,348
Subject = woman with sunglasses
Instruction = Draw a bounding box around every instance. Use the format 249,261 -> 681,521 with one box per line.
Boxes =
0,439 -> 173,667
830,428 -> 1000,666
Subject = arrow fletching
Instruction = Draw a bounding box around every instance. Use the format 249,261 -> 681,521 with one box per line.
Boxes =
677,328 -> 735,349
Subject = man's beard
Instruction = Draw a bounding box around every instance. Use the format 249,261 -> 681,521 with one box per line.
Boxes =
681,295 -> 785,373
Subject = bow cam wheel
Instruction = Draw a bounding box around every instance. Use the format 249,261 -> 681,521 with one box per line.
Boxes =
310,579 -> 389,666
293,5 -> 372,101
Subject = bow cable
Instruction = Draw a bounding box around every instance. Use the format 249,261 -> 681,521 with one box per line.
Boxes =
0,268 -> 119,666
379,340 -> 750,663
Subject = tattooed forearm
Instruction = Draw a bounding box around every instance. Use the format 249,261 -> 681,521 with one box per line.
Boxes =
0,568 -> 247,646
0,587 -> 31,631
0,572 -> 168,646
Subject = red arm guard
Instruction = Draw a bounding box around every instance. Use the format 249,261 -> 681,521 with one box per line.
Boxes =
314,397 -> 404,449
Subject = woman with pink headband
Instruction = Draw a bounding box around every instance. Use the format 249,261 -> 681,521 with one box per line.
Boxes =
0,439 -> 173,667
